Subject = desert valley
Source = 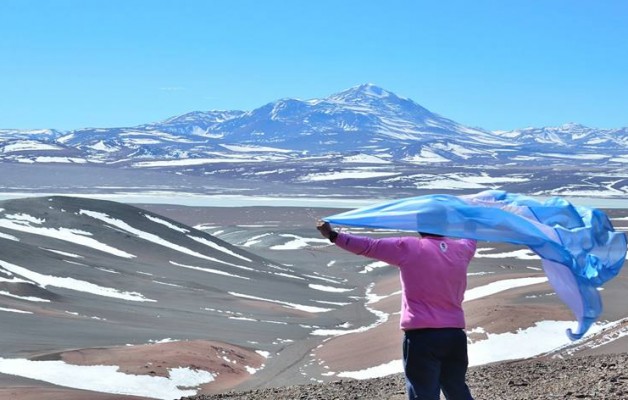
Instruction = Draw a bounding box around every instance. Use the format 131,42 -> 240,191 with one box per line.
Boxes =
0,85 -> 626,399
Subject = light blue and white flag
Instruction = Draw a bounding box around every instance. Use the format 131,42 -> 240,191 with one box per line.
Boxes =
324,190 -> 627,340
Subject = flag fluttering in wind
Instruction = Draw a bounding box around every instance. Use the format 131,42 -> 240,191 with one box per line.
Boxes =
324,190 -> 627,340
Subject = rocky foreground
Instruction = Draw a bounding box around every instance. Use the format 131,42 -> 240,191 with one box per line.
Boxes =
183,352 -> 628,400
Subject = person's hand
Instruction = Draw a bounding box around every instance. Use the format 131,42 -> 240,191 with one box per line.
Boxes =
316,220 -> 334,239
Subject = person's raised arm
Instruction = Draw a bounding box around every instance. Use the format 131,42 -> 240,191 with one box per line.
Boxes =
316,221 -> 412,267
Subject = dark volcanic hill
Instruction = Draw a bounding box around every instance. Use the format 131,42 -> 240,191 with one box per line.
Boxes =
0,196 -> 378,397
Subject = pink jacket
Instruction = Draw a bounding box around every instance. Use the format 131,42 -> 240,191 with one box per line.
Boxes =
335,233 -> 476,330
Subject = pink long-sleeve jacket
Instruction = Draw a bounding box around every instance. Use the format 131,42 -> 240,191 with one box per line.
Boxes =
334,232 -> 476,331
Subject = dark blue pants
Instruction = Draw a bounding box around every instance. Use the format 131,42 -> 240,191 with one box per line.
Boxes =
403,328 -> 474,400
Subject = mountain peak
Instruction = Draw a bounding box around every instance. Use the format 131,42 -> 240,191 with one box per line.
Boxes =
327,83 -> 401,103
558,122 -> 590,130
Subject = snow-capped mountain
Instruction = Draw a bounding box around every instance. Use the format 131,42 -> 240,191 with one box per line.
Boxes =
0,128 -> 62,140
2,84 -> 626,164
493,123 -> 628,149
142,110 -> 246,137
204,84 -> 514,155
1,84 -> 627,199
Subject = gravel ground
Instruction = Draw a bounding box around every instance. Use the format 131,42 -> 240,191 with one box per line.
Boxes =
182,352 -> 628,400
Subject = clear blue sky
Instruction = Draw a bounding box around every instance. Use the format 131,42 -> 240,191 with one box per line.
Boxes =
1,0 -> 627,131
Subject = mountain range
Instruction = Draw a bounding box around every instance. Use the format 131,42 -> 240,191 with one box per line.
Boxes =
3,83 -> 628,162
1,84 -> 627,199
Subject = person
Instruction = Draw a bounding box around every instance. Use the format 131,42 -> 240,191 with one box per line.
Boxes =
316,220 -> 476,400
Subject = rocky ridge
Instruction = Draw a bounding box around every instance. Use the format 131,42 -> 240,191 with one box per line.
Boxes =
182,352 -> 628,400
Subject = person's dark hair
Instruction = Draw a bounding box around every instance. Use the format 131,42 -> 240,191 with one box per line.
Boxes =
419,232 -> 444,238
